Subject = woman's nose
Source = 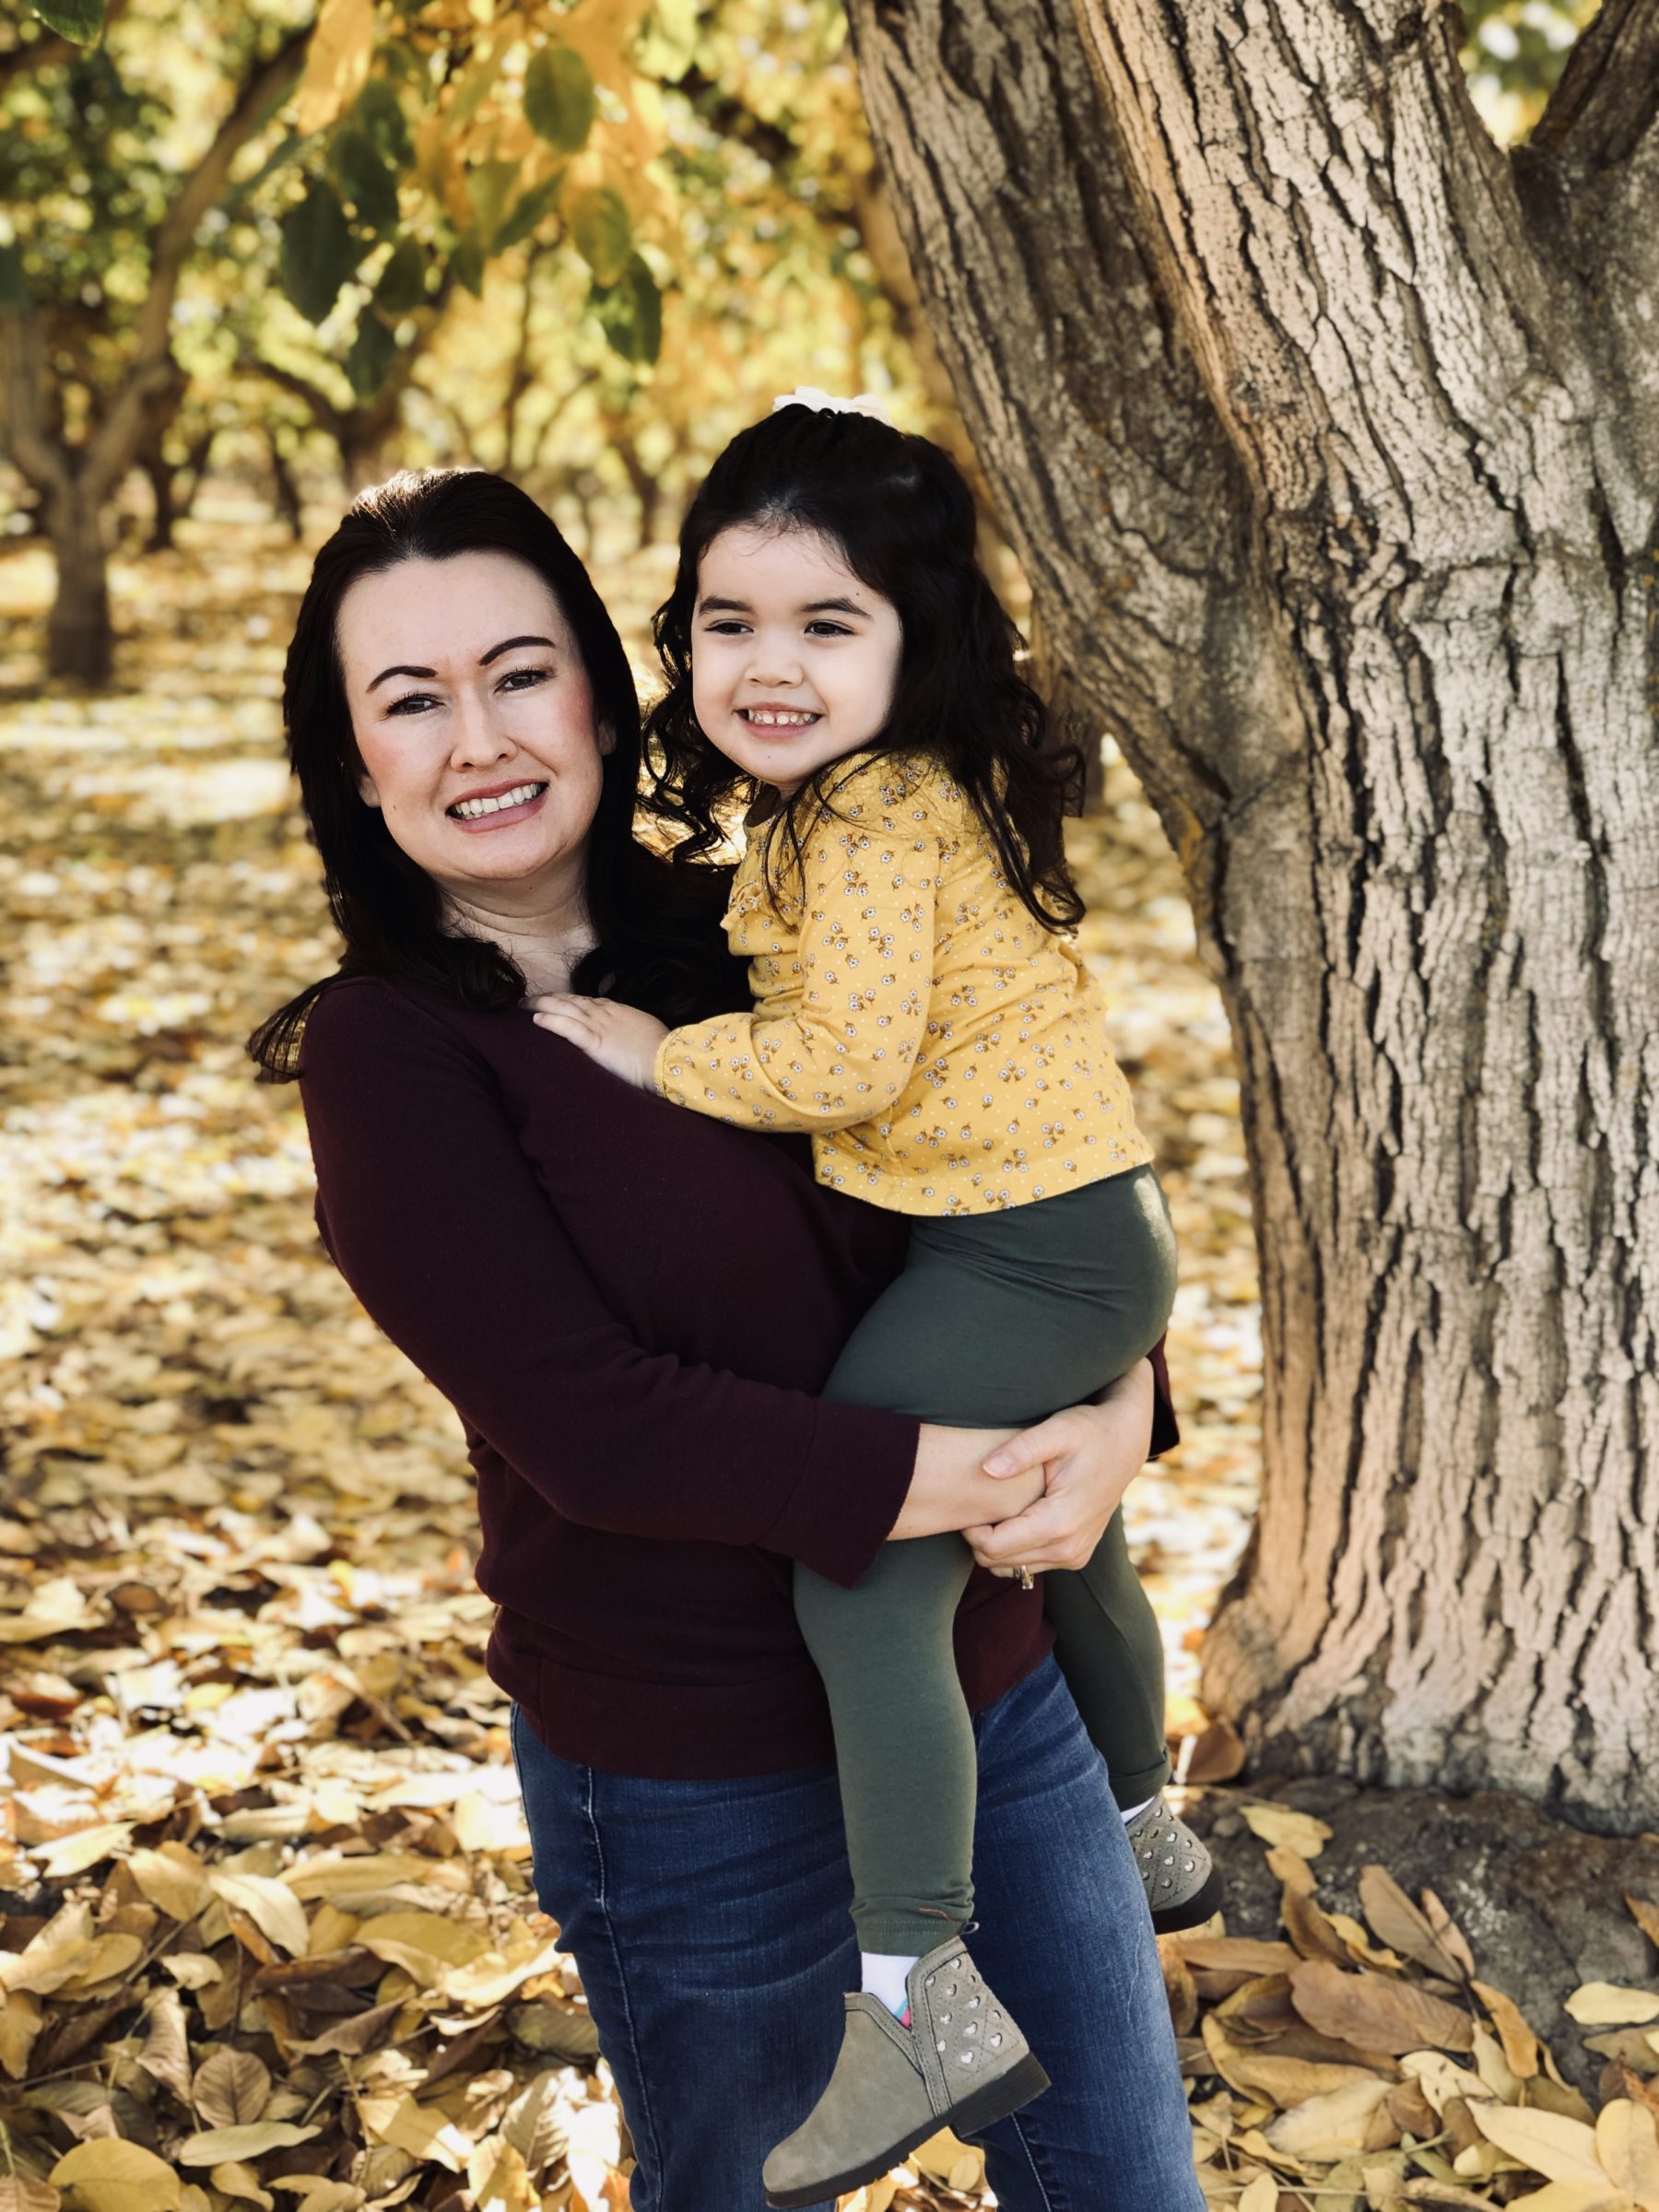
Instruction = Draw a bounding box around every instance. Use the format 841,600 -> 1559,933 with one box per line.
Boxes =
448,691 -> 515,766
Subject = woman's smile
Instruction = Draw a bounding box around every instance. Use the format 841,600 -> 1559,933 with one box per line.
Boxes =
446,777 -> 551,828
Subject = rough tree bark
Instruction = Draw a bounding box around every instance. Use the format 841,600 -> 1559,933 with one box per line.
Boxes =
0,29 -> 304,683
848,0 -> 1659,1821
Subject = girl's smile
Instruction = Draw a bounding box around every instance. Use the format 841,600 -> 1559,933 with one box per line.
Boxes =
691,525 -> 903,791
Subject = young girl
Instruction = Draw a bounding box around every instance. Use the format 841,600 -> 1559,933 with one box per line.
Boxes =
533,395 -> 1217,2208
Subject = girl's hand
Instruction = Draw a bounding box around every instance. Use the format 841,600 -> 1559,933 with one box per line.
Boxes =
964,1358 -> 1157,1577
530,994 -> 669,1091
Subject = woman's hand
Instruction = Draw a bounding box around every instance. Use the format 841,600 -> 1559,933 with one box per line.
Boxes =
964,1359 -> 1157,1577
531,994 -> 668,1090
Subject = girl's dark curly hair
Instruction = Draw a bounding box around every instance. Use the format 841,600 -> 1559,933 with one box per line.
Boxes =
248,468 -> 744,1080
646,404 -> 1086,931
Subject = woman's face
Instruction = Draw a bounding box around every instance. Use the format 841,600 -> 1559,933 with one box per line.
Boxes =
336,550 -> 611,902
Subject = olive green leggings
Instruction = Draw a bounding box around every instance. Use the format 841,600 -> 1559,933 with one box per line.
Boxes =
794,1164 -> 1178,1954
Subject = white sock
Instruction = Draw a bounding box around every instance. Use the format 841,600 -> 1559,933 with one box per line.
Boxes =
860,1951 -> 920,2018
1120,1794 -> 1159,1824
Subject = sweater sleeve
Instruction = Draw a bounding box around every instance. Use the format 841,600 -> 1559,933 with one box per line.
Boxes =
654,778 -> 937,1132
297,981 -> 917,1588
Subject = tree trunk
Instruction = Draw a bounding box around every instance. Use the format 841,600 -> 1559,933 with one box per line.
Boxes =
848,0 -> 1659,1822
45,469 -> 114,685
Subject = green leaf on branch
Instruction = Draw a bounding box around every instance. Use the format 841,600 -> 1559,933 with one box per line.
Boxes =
345,310 -> 396,399
567,184 -> 630,286
466,159 -> 521,249
29,0 -> 107,41
279,179 -> 358,324
449,238 -> 486,299
373,237 -> 429,317
495,174 -> 564,253
524,45 -> 596,155
356,78 -> 412,169
0,243 -> 29,310
330,124 -> 400,236
592,253 -> 662,366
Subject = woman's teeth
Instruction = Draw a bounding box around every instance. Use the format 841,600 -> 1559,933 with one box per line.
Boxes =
449,782 -> 547,818
741,710 -> 818,727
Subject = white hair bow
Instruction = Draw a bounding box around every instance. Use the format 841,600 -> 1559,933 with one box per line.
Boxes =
771,387 -> 893,423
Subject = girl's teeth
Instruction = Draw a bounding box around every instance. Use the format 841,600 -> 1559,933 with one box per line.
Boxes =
452,782 -> 545,818
744,711 -> 816,726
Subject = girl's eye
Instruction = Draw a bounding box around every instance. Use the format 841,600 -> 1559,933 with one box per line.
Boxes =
806,621 -> 853,638
703,619 -> 749,636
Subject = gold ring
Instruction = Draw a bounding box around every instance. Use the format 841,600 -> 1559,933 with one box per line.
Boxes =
1016,1565 -> 1034,1591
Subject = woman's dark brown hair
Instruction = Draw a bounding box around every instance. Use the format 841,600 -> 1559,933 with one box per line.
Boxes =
249,468 -> 743,1078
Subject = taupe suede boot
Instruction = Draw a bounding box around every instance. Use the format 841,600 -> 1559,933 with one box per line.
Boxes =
1127,1793 -> 1224,1933
761,1934 -> 1049,2209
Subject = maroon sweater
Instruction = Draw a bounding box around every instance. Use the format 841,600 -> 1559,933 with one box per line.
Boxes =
299,975 -> 1174,1778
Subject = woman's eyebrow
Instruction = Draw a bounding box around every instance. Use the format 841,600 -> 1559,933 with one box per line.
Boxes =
479,634 -> 558,664
368,663 -> 435,691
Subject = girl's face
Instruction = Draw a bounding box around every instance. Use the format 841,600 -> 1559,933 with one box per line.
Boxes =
690,524 -> 903,791
337,550 -> 612,905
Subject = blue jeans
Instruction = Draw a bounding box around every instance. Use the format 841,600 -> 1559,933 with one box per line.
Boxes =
511,1658 -> 1202,2211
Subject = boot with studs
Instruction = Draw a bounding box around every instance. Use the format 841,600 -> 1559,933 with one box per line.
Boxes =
1126,1792 -> 1223,1932
761,1933 -> 1049,2209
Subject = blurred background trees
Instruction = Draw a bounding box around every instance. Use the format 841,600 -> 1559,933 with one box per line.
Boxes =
1,0 -> 1593,685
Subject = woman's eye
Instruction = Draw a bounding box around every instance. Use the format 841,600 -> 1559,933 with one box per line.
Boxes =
386,692 -> 439,716
499,667 -> 548,692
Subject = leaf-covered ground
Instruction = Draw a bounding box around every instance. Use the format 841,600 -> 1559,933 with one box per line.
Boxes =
3,517 -> 1653,2212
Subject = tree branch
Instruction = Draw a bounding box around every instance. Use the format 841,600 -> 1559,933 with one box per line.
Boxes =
86,26 -> 309,499
0,306 -> 69,498
1528,0 -> 1659,171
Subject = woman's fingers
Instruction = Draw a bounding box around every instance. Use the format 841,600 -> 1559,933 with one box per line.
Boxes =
968,1490 -> 1079,1572
982,1409 -> 1084,1478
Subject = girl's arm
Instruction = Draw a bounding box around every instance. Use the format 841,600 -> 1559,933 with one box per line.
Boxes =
298,979 -> 1035,1585
536,774 -> 939,1125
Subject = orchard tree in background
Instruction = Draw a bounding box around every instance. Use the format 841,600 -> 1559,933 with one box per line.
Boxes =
849,0 -> 1658,1821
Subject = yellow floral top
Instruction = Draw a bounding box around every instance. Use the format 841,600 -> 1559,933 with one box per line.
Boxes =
654,753 -> 1153,1216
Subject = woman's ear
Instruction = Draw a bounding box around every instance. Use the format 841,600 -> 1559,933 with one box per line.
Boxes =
357,768 -> 382,808
597,719 -> 618,759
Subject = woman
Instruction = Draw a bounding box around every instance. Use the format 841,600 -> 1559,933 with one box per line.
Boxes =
253,467 -> 1203,2212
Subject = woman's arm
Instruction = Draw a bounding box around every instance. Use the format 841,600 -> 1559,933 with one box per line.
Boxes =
966,1359 -> 1159,1575
298,980 -> 1038,1589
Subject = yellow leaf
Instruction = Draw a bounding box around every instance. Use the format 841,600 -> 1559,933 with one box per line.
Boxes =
1201,2013 -> 1382,2105
0,1902 -> 95,1994
441,1928 -> 563,2007
0,2173 -> 63,2210
1239,2176 -> 1279,2212
1264,2077 -> 1392,2158
177,2124 -> 321,2166
1597,2100 -> 1659,2211
129,1844 -> 212,1923
209,2165 -> 273,2210
1565,1985 -> 1659,2028
911,2130 -> 985,2192
1502,2188 -> 1639,2212
294,0 -> 375,135
356,1911 -> 490,1989
208,1872 -> 310,1959
1241,1803 -> 1332,1859
49,2141 -> 184,2212
1471,2103 -> 1606,2184
361,2094 -> 470,2174
160,1954 -> 223,1990
1398,2051 -> 1491,2114
0,1989 -> 44,2079
1358,1866 -> 1465,1980
37,1821 -> 132,1878
59,1933 -> 144,1994
1472,1980 -> 1541,2078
